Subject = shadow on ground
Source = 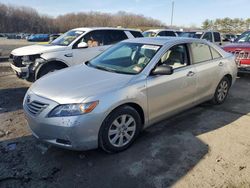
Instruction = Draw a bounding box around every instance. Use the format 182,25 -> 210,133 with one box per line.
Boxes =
0,75 -> 249,188
0,87 -> 28,114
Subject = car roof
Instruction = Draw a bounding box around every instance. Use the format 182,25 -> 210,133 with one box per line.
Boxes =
144,29 -> 178,33
123,37 -> 206,46
71,27 -> 141,32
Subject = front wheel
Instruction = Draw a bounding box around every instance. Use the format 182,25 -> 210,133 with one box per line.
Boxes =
99,106 -> 142,153
211,77 -> 230,105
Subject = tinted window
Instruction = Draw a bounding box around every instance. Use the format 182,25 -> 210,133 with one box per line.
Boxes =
82,30 -> 105,47
210,47 -> 222,59
104,30 -> 128,45
130,31 -> 143,38
213,32 -> 221,42
160,44 -> 189,69
202,32 -> 213,42
158,31 -> 176,37
191,43 -> 212,63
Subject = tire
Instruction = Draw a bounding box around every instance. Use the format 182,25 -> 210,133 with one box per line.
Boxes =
37,64 -> 65,79
211,77 -> 230,105
99,105 -> 142,153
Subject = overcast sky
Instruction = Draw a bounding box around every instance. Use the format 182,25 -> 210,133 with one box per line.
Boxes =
1,0 -> 250,27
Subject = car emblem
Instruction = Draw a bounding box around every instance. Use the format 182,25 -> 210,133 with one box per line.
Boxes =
26,95 -> 31,104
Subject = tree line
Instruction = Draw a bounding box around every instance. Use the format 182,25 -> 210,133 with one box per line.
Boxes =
0,3 -> 164,33
202,18 -> 250,34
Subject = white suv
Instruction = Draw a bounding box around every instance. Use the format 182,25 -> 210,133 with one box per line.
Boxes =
9,27 -> 143,81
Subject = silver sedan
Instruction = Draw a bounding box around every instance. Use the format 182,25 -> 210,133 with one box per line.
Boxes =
23,37 -> 237,153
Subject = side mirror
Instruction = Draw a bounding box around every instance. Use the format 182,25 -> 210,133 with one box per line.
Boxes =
151,65 -> 173,75
77,42 -> 88,48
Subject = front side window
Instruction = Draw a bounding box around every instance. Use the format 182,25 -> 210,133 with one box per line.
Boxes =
88,42 -> 160,74
82,30 -> 105,47
159,44 -> 189,69
202,32 -> 213,42
51,30 -> 84,46
191,43 -> 212,63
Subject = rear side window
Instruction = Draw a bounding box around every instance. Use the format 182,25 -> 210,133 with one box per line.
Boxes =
158,31 -> 176,37
210,47 -> 222,59
202,32 -> 213,42
213,32 -> 221,42
190,43 -> 212,64
104,30 -> 128,45
129,31 -> 143,38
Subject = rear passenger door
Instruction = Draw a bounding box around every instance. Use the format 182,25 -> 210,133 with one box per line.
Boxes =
190,42 -> 222,102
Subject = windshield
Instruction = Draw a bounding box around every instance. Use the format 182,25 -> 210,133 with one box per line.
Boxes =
179,32 -> 203,39
51,30 -> 84,46
143,31 -> 157,37
88,42 -> 161,75
235,31 -> 250,43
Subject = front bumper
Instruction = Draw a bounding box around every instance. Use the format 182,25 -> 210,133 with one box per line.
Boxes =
238,61 -> 250,73
23,93 -> 104,151
10,63 -> 30,78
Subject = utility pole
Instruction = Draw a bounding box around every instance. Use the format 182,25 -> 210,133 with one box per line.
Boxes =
171,1 -> 174,26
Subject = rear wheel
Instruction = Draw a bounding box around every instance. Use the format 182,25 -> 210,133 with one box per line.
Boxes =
211,77 -> 230,105
99,105 -> 142,153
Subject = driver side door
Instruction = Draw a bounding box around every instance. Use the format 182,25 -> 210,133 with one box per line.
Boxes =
146,43 -> 197,124
72,30 -> 109,65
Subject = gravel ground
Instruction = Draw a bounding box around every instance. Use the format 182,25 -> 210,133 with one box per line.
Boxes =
0,63 -> 250,188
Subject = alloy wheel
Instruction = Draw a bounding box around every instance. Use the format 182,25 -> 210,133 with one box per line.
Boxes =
108,114 -> 136,147
217,80 -> 229,102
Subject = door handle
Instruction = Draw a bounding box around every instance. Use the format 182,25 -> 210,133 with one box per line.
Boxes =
218,62 -> 224,66
187,71 -> 195,77
64,53 -> 73,57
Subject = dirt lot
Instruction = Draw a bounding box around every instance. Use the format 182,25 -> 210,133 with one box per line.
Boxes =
0,62 -> 250,188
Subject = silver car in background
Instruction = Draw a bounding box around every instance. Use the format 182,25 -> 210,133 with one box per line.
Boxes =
23,37 -> 237,153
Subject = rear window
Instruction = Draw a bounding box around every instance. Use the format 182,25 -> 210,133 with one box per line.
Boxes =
158,31 -> 176,37
190,43 -> 212,63
129,31 -> 143,38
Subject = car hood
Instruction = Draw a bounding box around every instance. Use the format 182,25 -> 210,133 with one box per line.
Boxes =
29,64 -> 134,104
11,44 -> 67,56
223,43 -> 250,51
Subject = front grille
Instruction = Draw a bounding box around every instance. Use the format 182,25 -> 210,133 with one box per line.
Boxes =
9,54 -> 25,67
228,50 -> 250,60
26,100 -> 48,116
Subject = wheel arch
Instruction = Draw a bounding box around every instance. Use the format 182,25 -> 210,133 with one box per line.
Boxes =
35,60 -> 68,80
224,74 -> 233,87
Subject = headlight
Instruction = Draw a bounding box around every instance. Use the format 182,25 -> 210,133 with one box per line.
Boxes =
48,101 -> 99,117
